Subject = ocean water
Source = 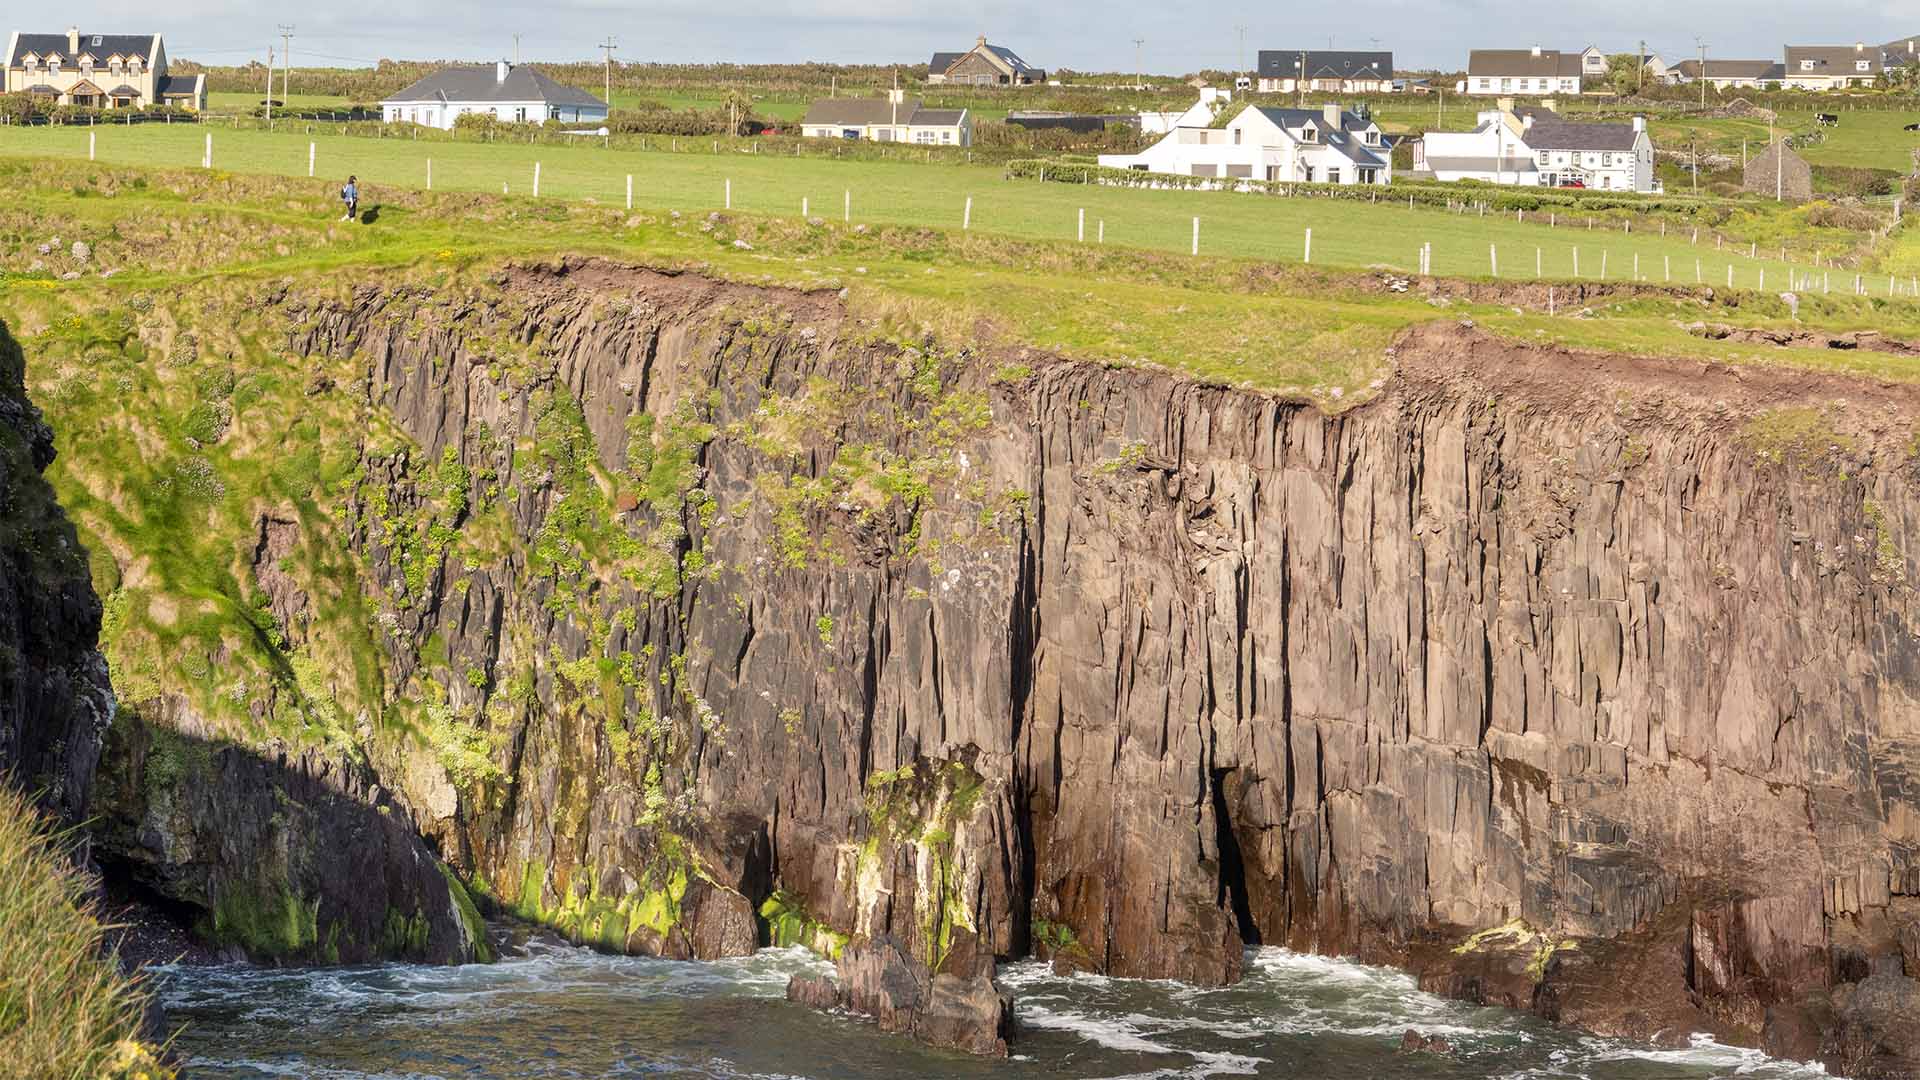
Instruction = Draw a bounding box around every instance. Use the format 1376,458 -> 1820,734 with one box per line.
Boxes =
155,943 -> 1829,1079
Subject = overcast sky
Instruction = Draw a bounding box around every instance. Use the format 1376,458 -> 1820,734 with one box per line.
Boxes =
37,1 -> 1919,73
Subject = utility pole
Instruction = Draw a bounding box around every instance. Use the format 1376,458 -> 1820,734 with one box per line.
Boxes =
1298,49 -> 1306,107
1133,38 -> 1145,90
1235,25 -> 1248,78
264,46 -> 274,124
278,25 -> 294,105
599,37 -> 617,115
1697,38 -> 1708,108
513,34 -> 521,65
1638,39 -> 1646,92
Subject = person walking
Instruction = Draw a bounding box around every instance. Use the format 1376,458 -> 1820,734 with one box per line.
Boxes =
340,175 -> 359,222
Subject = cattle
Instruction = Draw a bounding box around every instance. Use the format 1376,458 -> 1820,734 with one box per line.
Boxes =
1816,113 -> 1840,127
1906,122 -> 1920,132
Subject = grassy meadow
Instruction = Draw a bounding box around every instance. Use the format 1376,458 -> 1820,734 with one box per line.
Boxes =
1,122 -> 1897,293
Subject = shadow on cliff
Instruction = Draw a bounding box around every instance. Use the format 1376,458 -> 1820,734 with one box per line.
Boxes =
88,704 -> 489,968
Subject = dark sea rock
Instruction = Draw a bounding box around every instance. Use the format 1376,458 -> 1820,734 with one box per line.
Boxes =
786,935 -> 1012,1057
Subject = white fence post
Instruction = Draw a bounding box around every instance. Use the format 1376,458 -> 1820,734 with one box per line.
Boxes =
1191,216 -> 1199,256
1078,207 -> 1085,243
724,177 -> 731,209
1098,220 -> 1104,245
533,161 -> 542,197
427,158 -> 434,190
1633,253 -> 1639,280
1728,265 -> 1734,288
963,196 -> 972,230
203,132 -> 212,169
1573,248 -> 1580,277
88,131 -> 94,161
1489,243 -> 1497,277
802,196 -> 809,218
626,174 -> 632,209
844,190 -> 850,222
1665,255 -> 1670,282
1304,227 -> 1312,264
1536,247 -> 1541,278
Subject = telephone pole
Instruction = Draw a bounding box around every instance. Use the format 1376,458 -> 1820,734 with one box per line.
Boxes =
599,37 -> 617,113
1133,38 -> 1145,90
264,45 -> 274,123
1297,49 -> 1306,107
1235,25 -> 1248,77
1638,39 -> 1646,91
513,34 -> 521,65
278,25 -> 294,105
1696,38 -> 1708,107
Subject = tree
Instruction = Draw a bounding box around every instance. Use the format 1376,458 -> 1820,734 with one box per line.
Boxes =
1602,53 -> 1644,96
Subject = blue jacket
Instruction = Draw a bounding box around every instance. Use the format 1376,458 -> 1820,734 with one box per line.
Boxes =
342,183 -> 358,202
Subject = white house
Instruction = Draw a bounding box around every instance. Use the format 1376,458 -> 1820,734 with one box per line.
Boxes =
1782,44 -> 1888,90
1253,50 -> 1394,94
799,89 -> 970,145
1462,47 -> 1585,96
1412,102 -> 1655,192
1138,87 -> 1230,135
1666,59 -> 1784,89
380,62 -> 608,129
1099,102 -> 1392,186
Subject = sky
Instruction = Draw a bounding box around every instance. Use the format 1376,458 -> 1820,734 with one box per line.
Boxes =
29,1 -> 1920,74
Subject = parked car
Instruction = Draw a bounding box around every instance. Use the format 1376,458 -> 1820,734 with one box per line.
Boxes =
1558,179 -> 1586,188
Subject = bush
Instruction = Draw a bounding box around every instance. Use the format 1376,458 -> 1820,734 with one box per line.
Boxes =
1816,166 -> 1899,198
0,785 -> 171,1080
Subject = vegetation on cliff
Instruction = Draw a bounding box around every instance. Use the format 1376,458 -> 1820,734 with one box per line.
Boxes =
0,786 -> 170,1080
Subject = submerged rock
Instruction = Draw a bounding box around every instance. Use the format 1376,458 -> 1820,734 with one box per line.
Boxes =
786,935 -> 1013,1057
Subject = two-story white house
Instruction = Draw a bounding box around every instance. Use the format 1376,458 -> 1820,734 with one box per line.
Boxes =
380,62 -> 608,129
1462,47 -> 1585,96
1411,102 -> 1655,192
1099,102 -> 1392,185
3,27 -> 203,109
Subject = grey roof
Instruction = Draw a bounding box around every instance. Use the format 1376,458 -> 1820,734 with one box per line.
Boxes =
1672,59 -> 1781,80
105,84 -> 139,96
981,43 -> 1040,77
800,98 -> 965,127
1525,120 -> 1640,152
928,51 -> 963,75
1250,107 -> 1388,165
381,64 -> 606,107
1256,51 -> 1393,80
155,74 -> 201,97
1881,36 -> 1919,64
8,32 -> 154,65
23,84 -> 58,94
1784,45 -> 1885,75
1469,49 -> 1585,78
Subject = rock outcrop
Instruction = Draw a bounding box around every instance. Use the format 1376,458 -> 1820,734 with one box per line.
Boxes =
786,935 -> 1012,1057
0,319 -> 113,822
60,259 -> 1920,1069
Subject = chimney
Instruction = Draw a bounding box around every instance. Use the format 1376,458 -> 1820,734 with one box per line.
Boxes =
1632,116 -> 1646,132
1322,101 -> 1342,128
977,34 -> 988,47
1530,45 -> 1542,58
67,26 -> 80,54
496,60 -> 510,83
888,87 -> 906,105
1497,95 -> 1515,113
1855,42 -> 1864,52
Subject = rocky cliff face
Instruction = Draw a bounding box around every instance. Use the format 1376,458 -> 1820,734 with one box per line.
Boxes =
0,319 -> 113,824
78,258 -> 1920,1069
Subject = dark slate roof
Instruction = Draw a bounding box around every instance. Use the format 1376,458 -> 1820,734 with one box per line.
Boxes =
1784,45 -> 1885,74
1252,106 -> 1377,134
8,32 -> 155,65
1255,51 -> 1393,80
106,84 -> 139,96
982,43 -> 1040,77
1672,59 -> 1780,80
1525,120 -> 1640,152
155,74 -> 200,97
23,84 -> 58,95
1249,107 -> 1387,165
1881,36 -> 1919,64
1468,49 -> 1585,77
801,98 -> 966,127
381,64 -> 606,107
928,51 -> 963,75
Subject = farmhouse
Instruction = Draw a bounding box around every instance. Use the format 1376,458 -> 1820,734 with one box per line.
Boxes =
1253,51 -> 1394,94
926,37 -> 1044,86
1098,102 -> 1391,186
1411,101 -> 1655,192
1462,47 -> 1585,96
800,90 -> 971,145
379,62 -> 608,129
1666,59 -> 1784,89
1782,44 -> 1887,90
2,27 -> 204,110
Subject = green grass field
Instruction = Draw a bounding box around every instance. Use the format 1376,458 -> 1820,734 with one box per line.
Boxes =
2,123 -> 1885,292
1653,107 -> 1920,173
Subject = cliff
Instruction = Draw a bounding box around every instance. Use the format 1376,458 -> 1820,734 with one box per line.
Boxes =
0,318 -> 113,822
47,258 -> 1920,1070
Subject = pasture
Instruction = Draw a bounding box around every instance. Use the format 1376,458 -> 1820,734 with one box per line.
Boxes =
0,122 -> 1881,294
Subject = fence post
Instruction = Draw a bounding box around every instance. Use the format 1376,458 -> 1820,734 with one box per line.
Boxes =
1696,259 -> 1702,284
1601,251 -> 1608,280
308,141 -> 315,178
88,130 -> 94,161
626,174 -> 632,209
844,190 -> 850,222
1665,255 -> 1670,282
964,196 -> 972,230
1304,228 -> 1312,264
1192,216 -> 1199,256
203,132 -> 211,168
533,161 -> 542,197
1098,220 -> 1104,245
725,178 -> 731,209
1489,243 -> 1498,277
802,196 -> 809,218
1078,207 -> 1085,243
1573,248 -> 1580,277
1633,253 -> 1639,280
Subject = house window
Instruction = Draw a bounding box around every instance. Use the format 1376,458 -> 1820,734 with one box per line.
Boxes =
1303,164 -> 1316,181
1359,167 -> 1378,183
1538,151 -> 1550,165
1856,60 -> 1870,71
1301,125 -> 1316,142
1602,152 -> 1612,166
1800,59 -> 1815,70
1364,130 -> 1379,145
1327,168 -> 1342,184
1477,78 -> 1491,90
941,131 -> 952,143
1233,127 -> 1241,145
914,129 -> 936,144
515,107 -> 527,122
1501,78 -> 1513,90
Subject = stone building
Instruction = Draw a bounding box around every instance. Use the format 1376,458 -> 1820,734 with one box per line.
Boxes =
1743,141 -> 1812,202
